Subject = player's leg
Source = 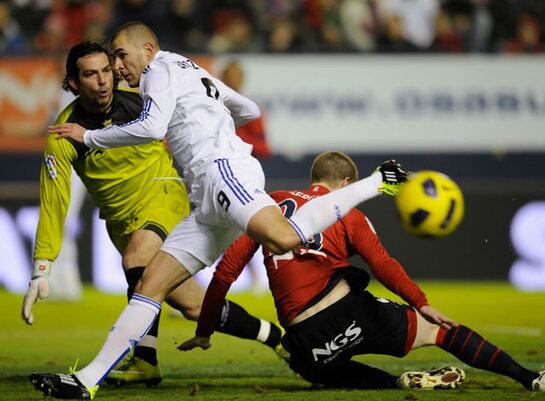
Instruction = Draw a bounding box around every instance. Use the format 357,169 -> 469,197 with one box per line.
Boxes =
71,249 -> 190,392
30,249 -> 191,399
411,311 -> 541,390
296,360 -> 400,390
167,277 -> 281,348
107,178 -> 191,383
104,228 -> 165,386
247,161 -> 407,254
121,229 -> 164,369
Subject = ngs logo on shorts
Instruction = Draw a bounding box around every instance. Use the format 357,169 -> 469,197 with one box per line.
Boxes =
312,321 -> 363,363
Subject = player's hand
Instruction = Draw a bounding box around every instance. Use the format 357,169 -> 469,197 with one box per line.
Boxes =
21,260 -> 52,325
49,123 -> 86,143
374,159 -> 409,196
418,305 -> 458,330
177,335 -> 212,351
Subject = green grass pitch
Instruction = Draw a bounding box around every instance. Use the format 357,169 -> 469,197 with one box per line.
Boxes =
1,282 -> 544,400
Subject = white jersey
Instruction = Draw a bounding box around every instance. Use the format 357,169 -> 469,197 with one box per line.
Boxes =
83,50 -> 258,178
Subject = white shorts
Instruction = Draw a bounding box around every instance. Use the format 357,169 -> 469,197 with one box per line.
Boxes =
161,156 -> 277,274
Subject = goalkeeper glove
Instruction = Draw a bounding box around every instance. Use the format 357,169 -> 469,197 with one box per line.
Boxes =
21,259 -> 52,325
375,159 -> 409,196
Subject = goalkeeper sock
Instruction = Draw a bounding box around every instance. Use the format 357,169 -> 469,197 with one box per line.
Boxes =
125,267 -> 159,366
436,325 -> 539,389
288,172 -> 382,243
76,294 -> 161,388
216,300 -> 282,348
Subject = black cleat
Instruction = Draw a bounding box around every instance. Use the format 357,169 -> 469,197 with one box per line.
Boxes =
375,159 -> 410,196
29,372 -> 98,399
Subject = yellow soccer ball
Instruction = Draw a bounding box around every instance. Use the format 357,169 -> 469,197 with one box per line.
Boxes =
395,171 -> 464,238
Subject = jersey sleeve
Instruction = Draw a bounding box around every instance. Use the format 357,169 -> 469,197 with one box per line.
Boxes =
211,76 -> 260,128
84,64 -> 176,148
196,234 -> 260,337
347,211 -> 429,308
34,113 -> 78,261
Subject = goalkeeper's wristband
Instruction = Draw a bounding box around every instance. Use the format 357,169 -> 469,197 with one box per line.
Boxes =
32,259 -> 52,279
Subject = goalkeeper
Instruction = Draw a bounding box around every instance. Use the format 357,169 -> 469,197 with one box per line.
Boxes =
22,40 -> 283,387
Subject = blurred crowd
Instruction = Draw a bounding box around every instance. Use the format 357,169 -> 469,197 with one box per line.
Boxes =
2,0 -> 545,56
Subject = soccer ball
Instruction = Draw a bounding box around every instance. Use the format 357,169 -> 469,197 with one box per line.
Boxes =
395,171 -> 464,238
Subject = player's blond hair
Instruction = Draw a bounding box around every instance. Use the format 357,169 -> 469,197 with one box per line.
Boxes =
310,151 -> 359,186
111,21 -> 159,48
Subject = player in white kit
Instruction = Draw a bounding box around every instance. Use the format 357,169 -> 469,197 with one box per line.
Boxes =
32,22 -> 409,399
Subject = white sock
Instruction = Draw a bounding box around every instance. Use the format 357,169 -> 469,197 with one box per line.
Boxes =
256,319 -> 271,343
288,172 -> 382,242
76,294 -> 161,388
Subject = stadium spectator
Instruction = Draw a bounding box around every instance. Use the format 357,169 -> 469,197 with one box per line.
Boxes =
0,1 -> 26,54
382,0 -> 440,51
467,0 -> 494,52
182,151 -> 545,393
266,16 -> 301,53
2,0 -> 545,53
302,0 -> 348,51
34,0 -> 102,54
162,0 -> 208,53
431,10 -> 463,53
208,11 -> 258,54
504,13 -> 544,53
31,22 -> 407,399
107,0 -> 164,39
9,0 -> 50,47
24,39 -> 283,388
376,13 -> 418,53
338,0 -> 384,52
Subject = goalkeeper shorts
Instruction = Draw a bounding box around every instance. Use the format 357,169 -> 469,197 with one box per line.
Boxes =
106,179 -> 190,253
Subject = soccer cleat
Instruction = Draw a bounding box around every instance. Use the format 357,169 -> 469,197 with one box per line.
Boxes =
532,370 -> 545,391
104,356 -> 162,387
272,323 -> 290,363
375,159 -> 409,196
399,366 -> 465,390
29,373 -> 98,399
274,342 -> 290,363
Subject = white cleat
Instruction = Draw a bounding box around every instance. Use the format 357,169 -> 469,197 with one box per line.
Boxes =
399,366 -> 465,390
532,370 -> 545,391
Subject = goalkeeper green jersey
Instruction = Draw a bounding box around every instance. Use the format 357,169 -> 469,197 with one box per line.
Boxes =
34,89 -> 184,261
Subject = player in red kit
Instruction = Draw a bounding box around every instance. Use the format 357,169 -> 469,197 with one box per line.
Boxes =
181,151 -> 544,392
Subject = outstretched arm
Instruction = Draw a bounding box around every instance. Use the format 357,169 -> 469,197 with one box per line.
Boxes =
178,234 -> 260,351
351,213 -> 457,329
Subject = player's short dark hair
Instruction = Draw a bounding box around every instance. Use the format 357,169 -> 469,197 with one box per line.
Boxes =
62,40 -> 115,95
111,21 -> 159,47
310,151 -> 359,185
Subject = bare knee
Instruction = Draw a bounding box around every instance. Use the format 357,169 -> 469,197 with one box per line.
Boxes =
412,311 -> 440,349
247,206 -> 301,254
122,229 -> 163,270
164,277 -> 205,321
122,253 -> 147,270
167,298 -> 201,321
133,251 -> 190,302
